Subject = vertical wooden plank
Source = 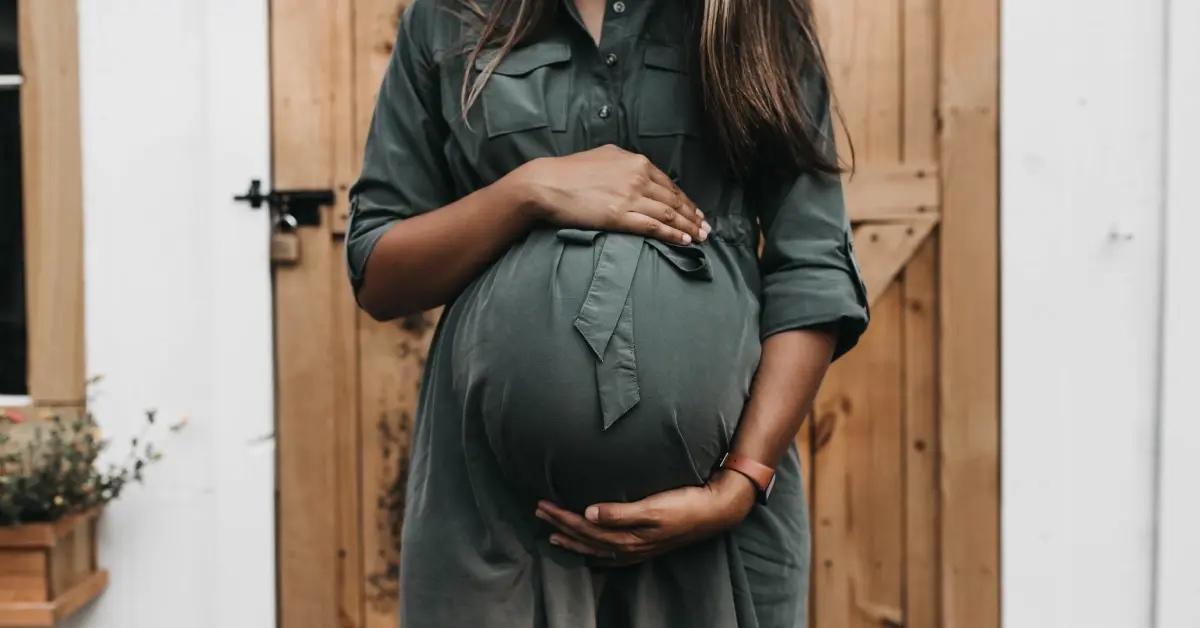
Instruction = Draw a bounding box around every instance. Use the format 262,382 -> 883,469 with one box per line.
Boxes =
349,3 -> 427,626
903,236 -> 940,628
811,0 -> 910,624
357,314 -> 436,628
939,0 -> 1000,623
18,0 -> 85,404
812,285 -> 906,628
273,0 -> 341,625
816,0 -> 904,163
330,1 -> 365,627
353,0 -> 403,163
902,0 -> 940,164
899,36 -> 942,628
48,522 -> 72,598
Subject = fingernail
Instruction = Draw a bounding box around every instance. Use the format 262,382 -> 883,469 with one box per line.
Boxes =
549,535 -> 562,547
534,509 -> 547,521
681,233 -> 692,244
701,220 -> 712,232
696,208 -> 704,219
585,506 -> 599,522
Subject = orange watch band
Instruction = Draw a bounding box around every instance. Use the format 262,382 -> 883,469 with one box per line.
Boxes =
718,453 -> 776,504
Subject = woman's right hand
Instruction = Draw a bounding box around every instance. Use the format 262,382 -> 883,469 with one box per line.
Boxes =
509,144 -> 711,245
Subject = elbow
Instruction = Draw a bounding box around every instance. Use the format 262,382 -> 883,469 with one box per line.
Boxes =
356,290 -> 403,322
356,288 -> 426,323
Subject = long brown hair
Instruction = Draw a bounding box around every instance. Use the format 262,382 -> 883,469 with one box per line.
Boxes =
455,0 -> 848,178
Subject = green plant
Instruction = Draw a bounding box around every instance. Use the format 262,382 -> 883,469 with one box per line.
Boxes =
0,408 -> 183,526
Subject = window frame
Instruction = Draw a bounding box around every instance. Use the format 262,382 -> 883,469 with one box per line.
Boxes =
6,0 -> 84,409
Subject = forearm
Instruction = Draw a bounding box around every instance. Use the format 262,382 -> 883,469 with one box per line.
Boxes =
730,326 -> 837,468
355,169 -> 538,320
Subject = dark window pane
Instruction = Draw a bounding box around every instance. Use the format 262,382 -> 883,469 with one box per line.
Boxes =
0,1 -> 15,75
0,88 -> 26,394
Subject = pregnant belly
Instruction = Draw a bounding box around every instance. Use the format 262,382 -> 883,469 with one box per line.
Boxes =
449,228 -> 762,512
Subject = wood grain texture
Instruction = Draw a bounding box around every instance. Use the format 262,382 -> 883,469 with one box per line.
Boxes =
0,570 -> 107,627
903,237 -> 941,628
345,3 -> 441,627
903,0 -> 940,163
330,2 -> 365,627
812,2 -> 909,626
811,0 -> 997,625
0,550 -> 47,603
812,283 -> 906,628
817,0 -> 904,163
18,0 -> 85,404
844,164 -> 940,222
852,220 -> 938,307
272,0 -> 342,625
0,510 -> 105,624
938,0 -> 1001,624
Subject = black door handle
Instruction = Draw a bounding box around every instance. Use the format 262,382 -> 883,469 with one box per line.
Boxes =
234,179 -> 335,227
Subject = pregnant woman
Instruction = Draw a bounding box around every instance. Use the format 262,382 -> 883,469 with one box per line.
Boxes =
346,0 -> 869,625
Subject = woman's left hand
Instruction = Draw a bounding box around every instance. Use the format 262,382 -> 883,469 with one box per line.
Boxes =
534,469 -> 758,566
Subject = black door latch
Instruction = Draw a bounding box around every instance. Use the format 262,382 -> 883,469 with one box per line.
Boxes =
234,179 -> 335,227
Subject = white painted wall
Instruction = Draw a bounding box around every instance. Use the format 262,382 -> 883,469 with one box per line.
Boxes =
1154,0 -> 1200,625
1003,0 -> 1199,627
68,1 -> 275,627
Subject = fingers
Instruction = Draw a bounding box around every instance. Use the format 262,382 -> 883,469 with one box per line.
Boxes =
548,532 -> 612,558
644,166 -> 709,236
585,502 -> 660,528
619,207 -> 694,246
639,184 -> 705,243
642,173 -> 701,228
535,501 -> 651,555
547,530 -> 646,567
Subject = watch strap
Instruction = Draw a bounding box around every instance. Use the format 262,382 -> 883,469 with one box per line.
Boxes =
719,453 -> 776,505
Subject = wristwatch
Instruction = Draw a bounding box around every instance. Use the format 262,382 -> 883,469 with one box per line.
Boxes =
717,452 -> 776,505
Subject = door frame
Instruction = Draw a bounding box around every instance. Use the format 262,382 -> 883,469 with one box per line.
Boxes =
938,0 -> 1001,625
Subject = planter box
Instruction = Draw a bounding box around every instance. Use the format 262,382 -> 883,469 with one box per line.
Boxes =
0,509 -> 107,627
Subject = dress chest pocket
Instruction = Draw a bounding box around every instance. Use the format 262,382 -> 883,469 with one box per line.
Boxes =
637,44 -> 701,138
475,41 -> 572,138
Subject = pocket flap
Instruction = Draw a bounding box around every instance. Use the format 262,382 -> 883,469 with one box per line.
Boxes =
475,41 -> 572,76
643,44 -> 686,73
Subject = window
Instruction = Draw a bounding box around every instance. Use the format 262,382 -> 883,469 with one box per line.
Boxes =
0,0 -> 25,396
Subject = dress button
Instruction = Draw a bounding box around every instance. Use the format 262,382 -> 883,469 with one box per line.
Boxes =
612,1 -> 626,14
598,105 -> 612,119
604,52 -> 618,67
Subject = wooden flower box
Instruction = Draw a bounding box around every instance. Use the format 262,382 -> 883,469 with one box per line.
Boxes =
0,509 -> 107,627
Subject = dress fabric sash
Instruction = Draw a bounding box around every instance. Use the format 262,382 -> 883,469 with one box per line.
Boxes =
556,229 -> 713,429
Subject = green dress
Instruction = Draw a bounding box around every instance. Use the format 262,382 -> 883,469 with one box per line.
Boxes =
346,1 -> 869,626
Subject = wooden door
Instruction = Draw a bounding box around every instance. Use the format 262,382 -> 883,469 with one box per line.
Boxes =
805,0 -> 1000,627
271,1 -> 433,626
270,1 -> 999,627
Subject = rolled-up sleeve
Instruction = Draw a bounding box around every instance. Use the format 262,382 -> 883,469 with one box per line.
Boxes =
754,75 -> 869,361
346,0 -> 455,293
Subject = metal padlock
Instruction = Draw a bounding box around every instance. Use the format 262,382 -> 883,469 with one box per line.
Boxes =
271,212 -> 301,264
